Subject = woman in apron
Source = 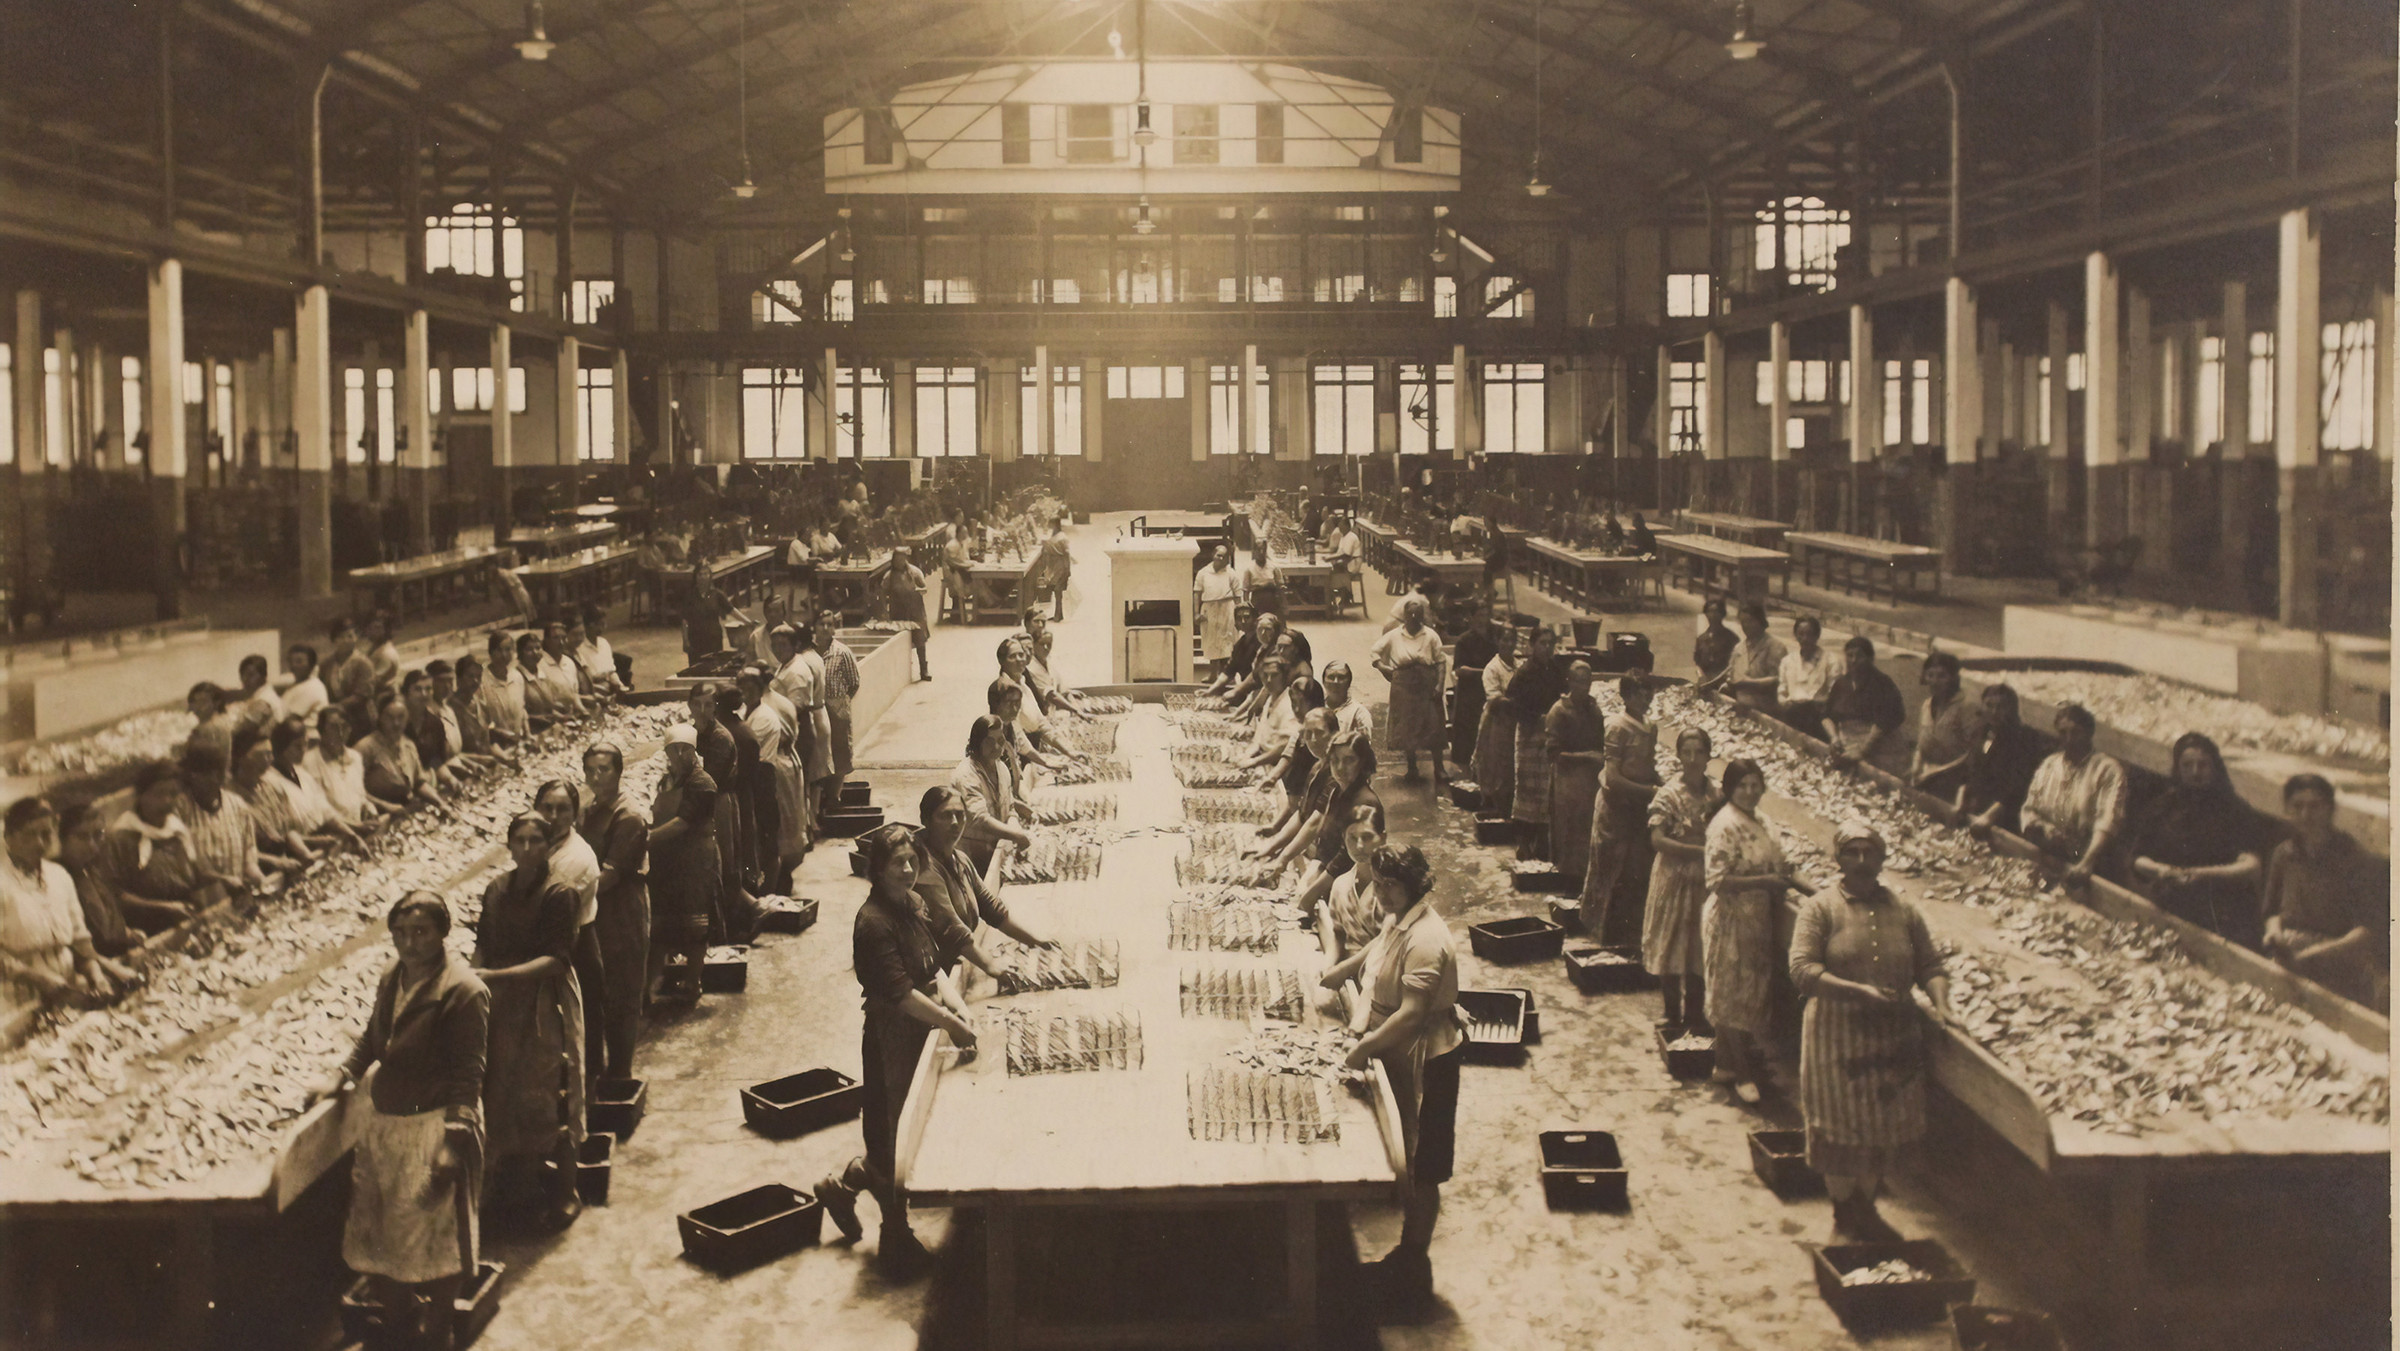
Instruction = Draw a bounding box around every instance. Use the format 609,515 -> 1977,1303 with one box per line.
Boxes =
1505,628 -> 1566,860
1470,624 -> 1531,820
1370,596 -> 1449,790
474,815 -> 584,1231
1543,660 -> 1604,894
1579,677 -> 1662,946
644,726 -> 720,1002
1194,546 -> 1242,679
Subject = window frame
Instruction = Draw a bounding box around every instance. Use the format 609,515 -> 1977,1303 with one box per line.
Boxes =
1481,361 -> 1546,454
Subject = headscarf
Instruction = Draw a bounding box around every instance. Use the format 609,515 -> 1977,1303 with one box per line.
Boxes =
1833,818 -> 1885,852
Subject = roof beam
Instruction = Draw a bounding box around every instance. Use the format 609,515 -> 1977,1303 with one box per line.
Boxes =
491,1 -> 846,132
1471,4 -> 1761,130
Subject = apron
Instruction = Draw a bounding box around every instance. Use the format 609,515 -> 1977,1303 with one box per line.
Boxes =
1385,663 -> 1446,754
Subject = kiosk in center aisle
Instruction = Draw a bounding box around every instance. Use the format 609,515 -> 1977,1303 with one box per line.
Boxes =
1105,537 -> 1199,684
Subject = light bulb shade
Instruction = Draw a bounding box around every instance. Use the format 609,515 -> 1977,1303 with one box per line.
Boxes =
1133,101 -> 1158,148
516,0 -> 552,59
1525,178 -> 1552,198
1727,1 -> 1763,58
730,180 -> 758,199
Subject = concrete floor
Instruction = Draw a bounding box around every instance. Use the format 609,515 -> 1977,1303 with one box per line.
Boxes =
431,515 -> 2083,1351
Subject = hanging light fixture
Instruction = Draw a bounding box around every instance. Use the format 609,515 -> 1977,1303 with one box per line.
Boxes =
1131,0 -> 1156,147
1726,1 -> 1766,60
1133,195 -> 1156,235
513,0 -> 554,60
729,0 -> 756,197
837,205 -> 855,262
1134,101 -> 1157,148
1526,0 -> 1551,197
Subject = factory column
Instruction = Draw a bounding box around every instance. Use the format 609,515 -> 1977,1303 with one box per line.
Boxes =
400,309 -> 432,551
148,261 -> 191,615
2273,207 -> 2320,628
557,335 -> 582,506
1847,304 -> 1878,535
2082,252 -> 2124,548
293,283 -> 334,599
1767,320 -> 1792,522
611,349 -> 632,466
1939,276 -> 1982,567
489,324 -> 514,526
1239,344 -> 1259,460
11,291 -> 45,611
1700,330 -> 1726,511
2044,300 -> 2072,547
1654,343 -> 1674,512
2216,282 -> 2254,596
817,347 -> 838,462
2124,285 -> 2168,578
1036,345 -> 1055,460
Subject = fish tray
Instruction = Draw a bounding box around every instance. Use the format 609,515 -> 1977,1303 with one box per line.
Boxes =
754,896 -> 819,934
703,946 -> 750,993
1466,915 -> 1565,964
740,1068 -> 864,1138
1654,1022 -> 1715,1080
1564,943 -> 1654,993
1446,780 -> 1483,811
1747,1129 -> 1822,1198
1950,1305 -> 2066,1351
341,1262 -> 505,1348
678,1184 -> 824,1272
1811,1241 -> 1977,1332
848,848 -> 869,878
576,1132 -> 615,1206
588,1077 -> 647,1140
1537,1131 -> 1629,1210
1456,988 -> 1532,1063
816,806 -> 885,838
1510,862 -> 1577,894
1473,815 -> 1516,846
840,779 -> 872,807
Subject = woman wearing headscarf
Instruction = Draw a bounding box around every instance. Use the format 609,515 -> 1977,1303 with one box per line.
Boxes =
535,779 -> 606,1090
1579,677 -> 1662,947
579,743 -> 649,1083
1703,758 -> 1798,1106
1319,844 -> 1464,1303
103,761 -> 227,913
1371,595 -> 1449,789
645,726 -> 720,1002
1544,660 -> 1606,892
1790,820 -> 1954,1244
2126,732 -> 2271,945
309,892 -> 488,1349
1505,626 -> 1568,860
1470,624 -> 1529,818
1642,728 -> 1719,1034
475,813 -> 584,1230
735,665 -> 807,891
816,823 -> 984,1277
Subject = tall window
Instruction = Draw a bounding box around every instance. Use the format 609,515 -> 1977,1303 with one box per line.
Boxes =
1880,358 -> 1933,446
1482,362 -> 1545,454
569,280 -> 615,326
2247,332 -> 2276,445
923,276 -> 979,305
1665,273 -> 1713,318
1312,365 -> 1375,456
1000,103 -> 1032,164
371,368 -> 393,463
2034,356 -> 2052,446
1755,360 -> 1831,404
117,354 -> 139,462
1398,363 -> 1455,456
2321,319 -> 2376,452
1254,102 -> 1284,164
2065,353 -> 2087,391
1432,275 -> 1457,318
742,367 -> 809,460
1062,104 -> 1117,163
1666,361 -> 1705,454
343,368 -> 369,464
834,366 -> 892,457
578,366 -> 615,461
424,204 -> 525,308
1483,276 -> 1531,320
1105,365 -> 1185,399
45,349 -> 70,467
1209,365 -> 1271,455
218,365 -> 242,454
2196,338 -> 2225,446
915,366 -> 979,456
0,345 -> 13,464
827,278 -> 856,323
1174,104 -> 1219,164
1020,365 -> 1083,455
2157,343 -> 2180,441
447,367 -> 525,414
1754,195 -> 1850,292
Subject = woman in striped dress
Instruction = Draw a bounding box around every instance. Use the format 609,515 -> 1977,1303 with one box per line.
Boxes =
1642,728 -> 1717,1033
1504,629 -> 1567,860
1702,759 -> 1798,1106
1790,820 -> 1955,1244
1470,625 -> 1528,817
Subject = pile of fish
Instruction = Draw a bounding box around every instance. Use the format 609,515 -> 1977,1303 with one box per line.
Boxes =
1839,1258 -> 1937,1287
1167,902 -> 1287,955
1021,787 -> 1119,825
1187,1066 -> 1339,1144
1181,790 -> 1285,825
0,702 -> 679,1190
10,709 -> 199,779
1998,669 -> 2388,767
1225,1024 -> 1361,1083
1173,854 -> 1287,890
1047,756 -> 1131,786
1179,967 -> 1307,1022
1001,831 -> 1105,884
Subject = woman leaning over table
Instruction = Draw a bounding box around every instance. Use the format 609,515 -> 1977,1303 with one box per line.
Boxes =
2018,703 -> 2128,884
816,823 -> 987,1279
3,798 -> 137,1008
475,812 -> 585,1231
1319,844 -> 1463,1304
2124,732 -> 2270,947
103,761 -> 226,913
1323,803 -> 1390,957
952,714 -> 1036,875
1790,820 -> 1955,1245
310,891 -> 489,1351
1642,727 -> 1718,1036
1702,758 -> 1798,1106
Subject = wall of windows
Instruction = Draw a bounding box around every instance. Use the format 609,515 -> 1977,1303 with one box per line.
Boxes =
1882,359 -> 1933,446
2321,320 -> 2377,453
1481,361 -> 1544,453
1665,273 -> 1713,318
578,366 -> 615,461
1754,196 -> 1850,292
916,365 -> 979,456
424,204 -> 525,309
1666,361 -> 1705,454
1398,363 -> 1454,455
742,368 -> 809,460
1208,364 -> 1271,455
834,366 -> 893,457
1312,364 -> 1375,455
1105,365 -> 1186,399
1020,365 -> 1084,455
436,366 -> 526,415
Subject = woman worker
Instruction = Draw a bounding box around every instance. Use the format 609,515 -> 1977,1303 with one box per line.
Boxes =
1544,660 -> 1606,896
474,812 -> 585,1230
734,665 -> 808,892
1790,820 -> 1955,1244
310,892 -> 489,1351
952,715 -> 1035,874
534,780 -> 606,1090
103,761 -> 230,913
1703,758 -> 1799,1106
1321,804 -> 1389,958
1320,845 -> 1463,1303
2019,703 -> 2128,884
1578,676 -> 1662,947
1505,625 -> 1568,861
1642,728 -> 1719,1035
1469,624 -> 1528,818
578,743 -> 650,1083
2,798 -> 137,1007
1371,595 -> 1449,789
2124,732 -> 2270,945
1267,731 -> 1382,916
816,823 -> 984,1277
645,726 -> 721,1002
1195,545 -> 1242,680
912,786 -> 1055,950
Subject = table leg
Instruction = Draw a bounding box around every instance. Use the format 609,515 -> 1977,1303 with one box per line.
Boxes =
986,1203 -> 1019,1351
2109,1161 -> 2155,1349
1283,1199 -> 1318,1351
172,1213 -> 214,1347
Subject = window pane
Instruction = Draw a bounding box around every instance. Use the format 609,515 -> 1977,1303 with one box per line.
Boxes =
1255,102 -> 1284,163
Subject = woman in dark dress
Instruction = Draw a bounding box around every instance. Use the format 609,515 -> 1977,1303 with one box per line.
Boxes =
474,814 -> 584,1230
645,725 -> 719,1001
2125,732 -> 2272,946
1505,630 -> 1568,860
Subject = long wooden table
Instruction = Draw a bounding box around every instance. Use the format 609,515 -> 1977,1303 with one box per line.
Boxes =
815,550 -> 896,624
504,521 -> 619,560
1520,536 -> 1668,607
511,544 -> 637,616
1654,534 -> 1790,604
901,522 -> 952,573
1389,539 -> 1487,592
1267,557 -> 1334,620
1674,510 -> 1791,550
1784,530 -> 1943,602
344,546 -> 509,620
955,561 -> 1031,623
900,705 -> 1401,1351
656,545 -> 778,616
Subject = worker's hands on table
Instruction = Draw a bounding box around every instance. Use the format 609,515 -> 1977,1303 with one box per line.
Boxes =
305,1071 -> 351,1105
2062,861 -> 2095,884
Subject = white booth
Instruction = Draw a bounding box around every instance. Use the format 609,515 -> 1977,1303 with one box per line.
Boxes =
1105,537 -> 1200,684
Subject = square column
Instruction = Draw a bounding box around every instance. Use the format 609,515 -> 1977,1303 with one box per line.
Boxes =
817,347 -> 838,461
1449,344 -> 1476,457
147,262 -> 190,614
2044,299 -> 2072,545
400,309 -> 432,550
2082,251 -> 2124,547
1767,319 -> 1792,520
1939,276 -> 1982,565
2274,207 -> 2321,627
1037,344 -> 1055,459
489,324 -> 514,524
293,283 -> 334,599
11,291 -> 45,610
1847,305 -> 1878,534
557,335 -> 582,492
612,349 -> 632,465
